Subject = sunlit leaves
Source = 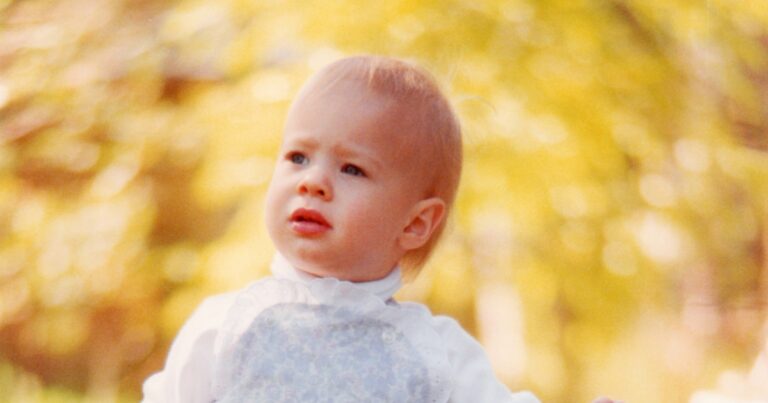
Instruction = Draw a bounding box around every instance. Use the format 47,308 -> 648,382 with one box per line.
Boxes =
1,0 -> 766,402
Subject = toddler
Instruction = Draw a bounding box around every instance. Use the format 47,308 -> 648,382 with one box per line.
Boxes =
142,55 -> 541,402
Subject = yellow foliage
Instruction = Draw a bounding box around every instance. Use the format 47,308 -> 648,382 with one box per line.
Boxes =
1,0 -> 767,401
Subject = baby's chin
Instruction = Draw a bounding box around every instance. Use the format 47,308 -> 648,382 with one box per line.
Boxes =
277,242 -> 400,281
281,252 -> 340,278
294,261 -> 353,280
292,263 -> 328,279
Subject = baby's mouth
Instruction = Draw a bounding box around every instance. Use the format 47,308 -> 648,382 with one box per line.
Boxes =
290,208 -> 332,235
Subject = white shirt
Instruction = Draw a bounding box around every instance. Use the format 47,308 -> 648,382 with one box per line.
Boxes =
142,255 -> 540,403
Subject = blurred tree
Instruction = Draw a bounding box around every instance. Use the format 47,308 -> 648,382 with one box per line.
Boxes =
0,0 -> 766,402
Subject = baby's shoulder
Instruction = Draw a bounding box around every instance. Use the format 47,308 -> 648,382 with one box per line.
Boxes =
177,289 -> 242,336
394,302 -> 474,343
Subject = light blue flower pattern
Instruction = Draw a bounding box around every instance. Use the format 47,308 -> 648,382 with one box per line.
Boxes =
217,303 -> 431,403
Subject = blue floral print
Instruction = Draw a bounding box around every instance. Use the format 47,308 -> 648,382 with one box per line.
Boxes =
217,303 -> 430,403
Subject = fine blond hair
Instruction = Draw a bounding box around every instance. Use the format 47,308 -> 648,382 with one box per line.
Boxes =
294,55 -> 462,276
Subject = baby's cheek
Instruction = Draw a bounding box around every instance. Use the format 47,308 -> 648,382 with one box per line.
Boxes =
351,204 -> 387,229
263,197 -> 285,242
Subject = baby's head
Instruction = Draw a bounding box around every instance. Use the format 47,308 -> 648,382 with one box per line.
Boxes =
265,55 -> 461,281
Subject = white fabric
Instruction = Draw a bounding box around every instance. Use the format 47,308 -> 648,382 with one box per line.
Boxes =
142,255 -> 540,403
268,252 -> 403,301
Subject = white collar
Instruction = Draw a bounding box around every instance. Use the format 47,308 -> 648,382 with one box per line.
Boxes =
270,253 -> 402,301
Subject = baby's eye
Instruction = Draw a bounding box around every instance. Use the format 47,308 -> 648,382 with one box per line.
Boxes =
287,152 -> 308,165
341,163 -> 365,177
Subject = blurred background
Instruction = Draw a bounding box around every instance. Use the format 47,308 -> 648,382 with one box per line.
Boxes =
1,0 -> 767,402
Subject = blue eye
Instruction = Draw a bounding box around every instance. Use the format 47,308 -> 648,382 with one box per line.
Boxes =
288,152 -> 307,165
341,164 -> 365,177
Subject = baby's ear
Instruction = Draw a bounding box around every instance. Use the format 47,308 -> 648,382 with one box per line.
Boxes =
399,197 -> 446,251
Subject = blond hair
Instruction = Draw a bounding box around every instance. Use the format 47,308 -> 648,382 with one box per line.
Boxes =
294,55 -> 462,276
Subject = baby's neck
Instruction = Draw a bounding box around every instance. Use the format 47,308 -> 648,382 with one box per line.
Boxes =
269,253 -> 402,300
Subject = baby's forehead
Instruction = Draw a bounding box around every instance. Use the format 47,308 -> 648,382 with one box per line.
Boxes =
297,76 -> 394,111
291,81 -> 427,142
284,111 -> 424,164
287,69 -> 444,180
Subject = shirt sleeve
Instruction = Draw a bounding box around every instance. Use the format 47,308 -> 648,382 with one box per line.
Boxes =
433,316 -> 541,403
142,292 -> 237,403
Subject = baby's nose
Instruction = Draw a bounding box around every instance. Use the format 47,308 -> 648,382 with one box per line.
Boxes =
297,170 -> 332,200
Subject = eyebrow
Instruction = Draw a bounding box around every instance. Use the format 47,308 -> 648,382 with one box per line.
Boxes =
284,135 -> 319,151
283,133 -> 385,172
332,143 -> 384,172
